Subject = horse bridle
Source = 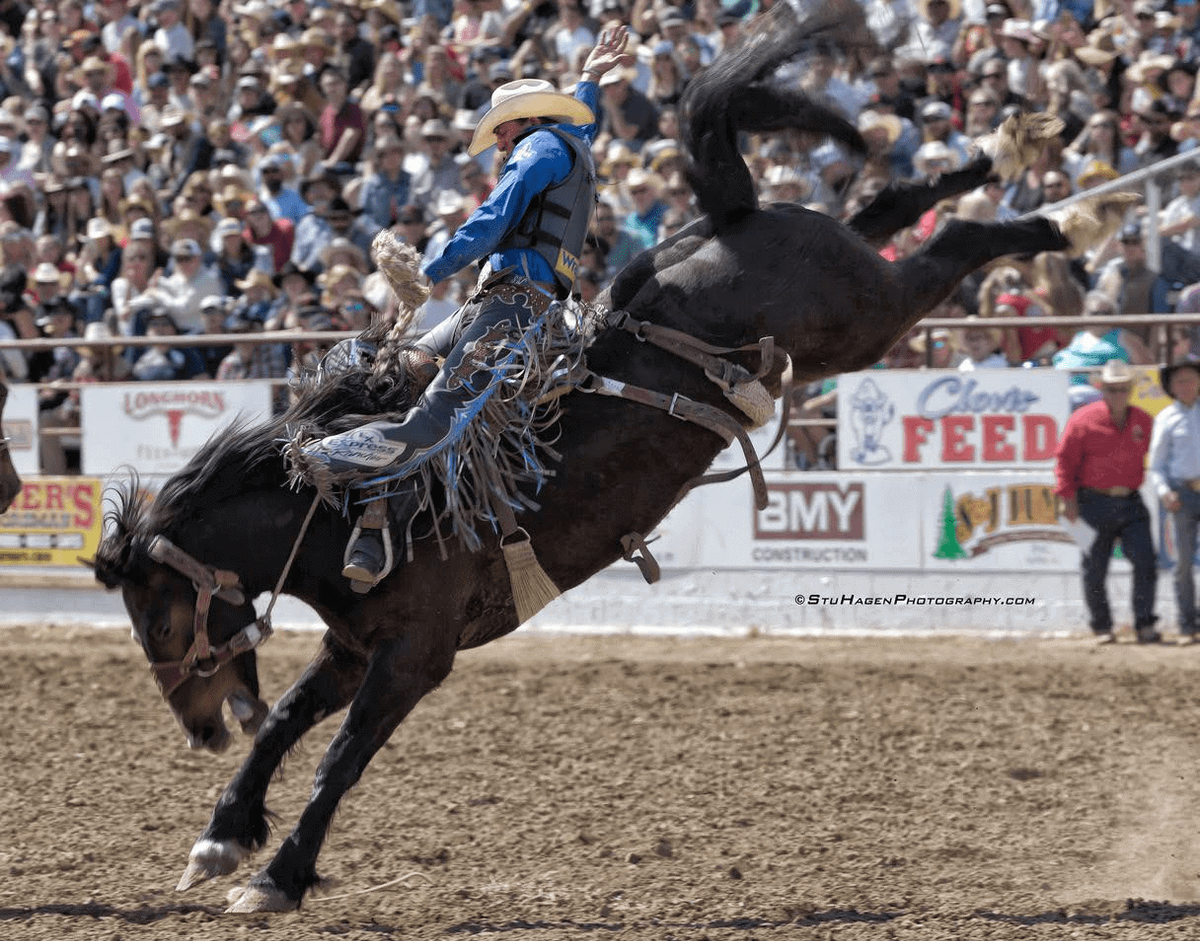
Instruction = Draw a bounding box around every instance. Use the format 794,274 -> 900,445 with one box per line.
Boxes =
145,535 -> 272,698
141,495 -> 319,699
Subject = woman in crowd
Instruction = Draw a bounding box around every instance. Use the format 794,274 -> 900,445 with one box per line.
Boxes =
1064,109 -> 1139,184
646,41 -> 688,109
278,102 -> 321,180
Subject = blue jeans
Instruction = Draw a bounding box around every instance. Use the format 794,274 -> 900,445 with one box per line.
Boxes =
1078,490 -> 1157,634
1170,488 -> 1200,635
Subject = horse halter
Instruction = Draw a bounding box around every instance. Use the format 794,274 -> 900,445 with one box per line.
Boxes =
145,535 -> 272,699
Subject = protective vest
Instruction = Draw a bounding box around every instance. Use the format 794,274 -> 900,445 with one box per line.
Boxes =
501,126 -> 596,296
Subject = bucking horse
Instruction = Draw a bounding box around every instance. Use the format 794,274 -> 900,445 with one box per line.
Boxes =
92,0 -> 1129,913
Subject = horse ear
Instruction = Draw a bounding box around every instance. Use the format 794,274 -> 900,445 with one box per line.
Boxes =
88,551 -> 125,590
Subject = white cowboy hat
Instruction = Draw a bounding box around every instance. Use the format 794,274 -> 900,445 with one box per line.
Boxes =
1094,358 -> 1134,387
913,140 -> 963,175
468,79 -> 594,157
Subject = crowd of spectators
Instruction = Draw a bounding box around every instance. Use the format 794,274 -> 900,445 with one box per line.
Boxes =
1,0 -> 1200,472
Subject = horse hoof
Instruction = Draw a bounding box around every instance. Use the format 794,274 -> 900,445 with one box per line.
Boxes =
226,882 -> 298,913
177,838 -> 248,891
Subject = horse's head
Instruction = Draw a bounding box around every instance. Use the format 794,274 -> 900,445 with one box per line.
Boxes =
92,483 -> 271,753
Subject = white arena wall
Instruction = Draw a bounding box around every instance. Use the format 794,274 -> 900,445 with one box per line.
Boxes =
0,369 -> 1191,638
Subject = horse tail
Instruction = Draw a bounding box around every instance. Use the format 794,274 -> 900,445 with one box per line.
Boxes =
680,0 -> 875,230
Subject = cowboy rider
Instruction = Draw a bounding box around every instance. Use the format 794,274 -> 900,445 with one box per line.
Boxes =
300,27 -> 631,591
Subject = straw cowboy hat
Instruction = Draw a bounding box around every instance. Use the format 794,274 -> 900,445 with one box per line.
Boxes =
625,167 -> 664,193
917,0 -> 961,20
908,327 -> 951,354
214,184 -> 253,215
364,0 -> 403,25
164,207 -> 213,242
234,268 -> 278,296
1126,51 -> 1176,85
856,110 -> 903,147
317,262 -> 362,289
600,140 -> 637,176
319,235 -> 368,272
1074,30 -> 1120,67
1077,158 -> 1119,187
467,79 -> 594,156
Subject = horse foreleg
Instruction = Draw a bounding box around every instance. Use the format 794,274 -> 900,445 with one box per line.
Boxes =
226,634 -> 457,913
177,633 -> 368,892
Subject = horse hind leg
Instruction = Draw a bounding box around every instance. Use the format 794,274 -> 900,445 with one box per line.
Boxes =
226,635 -> 457,912
177,635 -> 369,893
898,216 -> 1069,317
847,156 -> 995,247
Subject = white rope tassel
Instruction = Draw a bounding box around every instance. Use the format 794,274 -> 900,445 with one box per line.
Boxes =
371,228 -> 430,331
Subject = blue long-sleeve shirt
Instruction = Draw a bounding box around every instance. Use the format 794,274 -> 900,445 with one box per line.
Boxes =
421,81 -> 599,287
1149,399 -> 1200,497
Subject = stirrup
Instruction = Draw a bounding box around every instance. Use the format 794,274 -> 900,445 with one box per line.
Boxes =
341,520 -> 395,594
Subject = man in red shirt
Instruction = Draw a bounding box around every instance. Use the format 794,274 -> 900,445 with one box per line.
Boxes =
1055,359 -> 1159,643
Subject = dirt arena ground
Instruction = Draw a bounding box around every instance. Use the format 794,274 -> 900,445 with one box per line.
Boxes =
4,626 -> 1200,940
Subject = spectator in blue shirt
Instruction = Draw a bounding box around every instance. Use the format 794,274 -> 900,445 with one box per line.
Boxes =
1149,360 -> 1200,641
359,134 -> 411,230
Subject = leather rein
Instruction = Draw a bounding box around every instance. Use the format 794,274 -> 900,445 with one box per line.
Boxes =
143,494 -> 320,699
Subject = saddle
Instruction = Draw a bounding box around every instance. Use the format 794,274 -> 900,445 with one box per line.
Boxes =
297,297 -> 788,589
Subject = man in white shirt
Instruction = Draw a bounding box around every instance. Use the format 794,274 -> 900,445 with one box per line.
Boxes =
149,239 -> 225,333
100,0 -> 142,55
1149,360 -> 1200,641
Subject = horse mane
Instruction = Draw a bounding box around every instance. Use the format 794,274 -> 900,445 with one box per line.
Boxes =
93,336 -> 425,587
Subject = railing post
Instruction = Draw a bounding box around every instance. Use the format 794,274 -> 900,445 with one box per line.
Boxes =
1145,176 -> 1162,275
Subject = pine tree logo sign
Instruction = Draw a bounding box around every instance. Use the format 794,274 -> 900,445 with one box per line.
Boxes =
933,482 -> 1075,560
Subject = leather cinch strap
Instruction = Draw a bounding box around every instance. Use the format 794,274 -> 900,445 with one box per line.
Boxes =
580,372 -> 771,510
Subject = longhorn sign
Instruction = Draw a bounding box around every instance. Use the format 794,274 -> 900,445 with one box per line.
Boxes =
122,389 -> 228,447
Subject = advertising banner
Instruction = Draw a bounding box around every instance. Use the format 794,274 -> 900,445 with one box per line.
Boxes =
920,472 -> 1091,573
647,470 -> 1151,573
3,382 -> 38,475
0,475 -> 103,565
836,369 -> 1071,471
81,381 -> 274,477
652,472 -> 924,570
